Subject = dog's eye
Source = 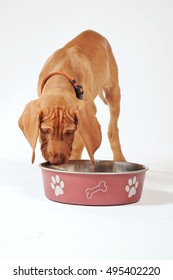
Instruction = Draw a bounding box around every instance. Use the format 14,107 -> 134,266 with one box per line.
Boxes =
40,128 -> 50,135
64,130 -> 75,137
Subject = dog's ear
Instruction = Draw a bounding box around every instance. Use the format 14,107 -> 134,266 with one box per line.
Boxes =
18,99 -> 41,163
75,101 -> 102,162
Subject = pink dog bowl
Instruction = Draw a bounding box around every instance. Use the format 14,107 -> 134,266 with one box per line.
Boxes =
40,160 -> 148,206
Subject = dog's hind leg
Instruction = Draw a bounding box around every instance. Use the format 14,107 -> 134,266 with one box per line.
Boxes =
104,84 -> 126,162
103,41 -> 126,161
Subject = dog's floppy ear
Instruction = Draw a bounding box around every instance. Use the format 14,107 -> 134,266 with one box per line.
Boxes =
18,99 -> 40,163
75,101 -> 102,162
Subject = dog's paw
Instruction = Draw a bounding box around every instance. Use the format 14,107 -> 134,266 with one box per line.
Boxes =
125,176 -> 138,198
51,175 -> 64,196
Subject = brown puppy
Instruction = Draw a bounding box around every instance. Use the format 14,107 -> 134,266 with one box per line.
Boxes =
19,30 -> 125,164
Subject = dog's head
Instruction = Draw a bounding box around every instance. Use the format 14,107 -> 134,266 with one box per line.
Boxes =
18,92 -> 101,164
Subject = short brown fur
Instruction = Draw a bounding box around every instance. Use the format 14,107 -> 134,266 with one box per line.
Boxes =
18,30 -> 125,164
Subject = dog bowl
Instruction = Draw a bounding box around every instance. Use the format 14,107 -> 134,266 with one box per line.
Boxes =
39,160 -> 148,206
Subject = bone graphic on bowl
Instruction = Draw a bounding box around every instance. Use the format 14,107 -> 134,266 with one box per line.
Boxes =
85,181 -> 108,199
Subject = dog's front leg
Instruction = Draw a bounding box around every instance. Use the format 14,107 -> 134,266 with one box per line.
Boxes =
70,131 -> 84,160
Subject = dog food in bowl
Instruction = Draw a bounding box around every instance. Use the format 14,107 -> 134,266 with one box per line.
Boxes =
40,160 -> 148,206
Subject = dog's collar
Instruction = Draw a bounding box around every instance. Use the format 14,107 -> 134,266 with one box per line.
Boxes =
40,71 -> 84,100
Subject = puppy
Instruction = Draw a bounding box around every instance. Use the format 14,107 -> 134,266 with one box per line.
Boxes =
18,30 -> 125,164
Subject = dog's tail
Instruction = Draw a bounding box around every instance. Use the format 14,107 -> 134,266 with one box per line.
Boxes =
98,90 -> 108,105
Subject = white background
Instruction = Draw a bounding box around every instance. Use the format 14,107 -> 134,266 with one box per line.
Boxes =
0,0 -> 173,262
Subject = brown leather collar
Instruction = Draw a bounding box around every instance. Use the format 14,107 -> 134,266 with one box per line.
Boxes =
40,71 -> 84,100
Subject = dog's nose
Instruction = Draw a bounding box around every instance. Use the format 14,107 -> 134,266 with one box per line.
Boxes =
48,153 -> 66,165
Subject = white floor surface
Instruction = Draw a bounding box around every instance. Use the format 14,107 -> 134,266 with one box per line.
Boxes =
0,160 -> 173,260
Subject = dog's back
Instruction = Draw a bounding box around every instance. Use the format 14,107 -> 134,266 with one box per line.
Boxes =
38,30 -> 118,101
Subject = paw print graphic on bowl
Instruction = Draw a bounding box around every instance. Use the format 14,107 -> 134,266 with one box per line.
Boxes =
51,175 -> 64,196
125,176 -> 139,198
